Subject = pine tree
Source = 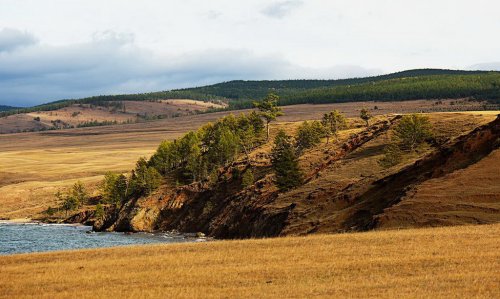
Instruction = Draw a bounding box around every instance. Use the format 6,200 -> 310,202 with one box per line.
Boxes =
271,130 -> 303,191
295,120 -> 325,153
393,114 -> 433,151
321,110 -> 346,144
253,93 -> 284,141
241,169 -> 255,188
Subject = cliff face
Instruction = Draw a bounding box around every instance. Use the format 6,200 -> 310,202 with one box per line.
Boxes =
94,115 -> 500,238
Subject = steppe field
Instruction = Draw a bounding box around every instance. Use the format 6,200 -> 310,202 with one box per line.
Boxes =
1,223 -> 499,298
0,99 -> 493,219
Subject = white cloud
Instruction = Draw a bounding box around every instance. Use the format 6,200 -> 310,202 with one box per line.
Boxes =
261,0 -> 303,18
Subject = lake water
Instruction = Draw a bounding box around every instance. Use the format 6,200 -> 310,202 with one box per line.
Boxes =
0,222 -> 194,255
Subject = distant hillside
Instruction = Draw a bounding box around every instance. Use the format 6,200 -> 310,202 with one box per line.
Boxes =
2,69 -> 499,117
0,105 -> 18,112
182,69 -> 493,102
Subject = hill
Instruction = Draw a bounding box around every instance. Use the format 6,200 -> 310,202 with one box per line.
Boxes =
0,99 -> 227,134
0,105 -> 18,112
182,69 -> 498,106
91,111 -> 500,237
1,223 -> 499,298
2,69 -> 499,118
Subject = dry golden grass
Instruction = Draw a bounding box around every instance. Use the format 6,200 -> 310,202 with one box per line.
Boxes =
1,223 -> 499,298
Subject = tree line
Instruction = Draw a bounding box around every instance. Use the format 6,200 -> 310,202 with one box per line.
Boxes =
228,73 -> 500,109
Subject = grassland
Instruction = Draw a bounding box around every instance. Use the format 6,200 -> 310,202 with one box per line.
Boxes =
0,100 -> 494,219
1,223 -> 499,298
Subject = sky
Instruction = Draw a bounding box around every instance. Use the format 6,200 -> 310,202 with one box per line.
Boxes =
0,0 -> 499,106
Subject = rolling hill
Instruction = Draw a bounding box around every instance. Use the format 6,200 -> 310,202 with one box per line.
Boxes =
0,105 -> 18,112
2,69 -> 499,118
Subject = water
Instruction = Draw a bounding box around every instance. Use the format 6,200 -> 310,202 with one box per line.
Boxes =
0,222 -> 195,255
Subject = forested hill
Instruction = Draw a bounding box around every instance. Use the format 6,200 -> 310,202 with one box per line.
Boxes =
0,105 -> 18,112
181,69 -> 493,101
2,69 -> 499,117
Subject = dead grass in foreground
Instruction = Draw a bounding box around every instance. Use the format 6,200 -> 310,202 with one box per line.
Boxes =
1,224 -> 499,298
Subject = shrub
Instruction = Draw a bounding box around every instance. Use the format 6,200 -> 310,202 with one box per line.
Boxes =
378,143 -> 403,168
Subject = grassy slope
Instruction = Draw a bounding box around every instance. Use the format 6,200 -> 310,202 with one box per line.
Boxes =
1,223 -> 499,298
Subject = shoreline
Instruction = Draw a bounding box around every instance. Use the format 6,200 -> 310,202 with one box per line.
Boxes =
0,218 -> 87,227
0,218 -> 36,224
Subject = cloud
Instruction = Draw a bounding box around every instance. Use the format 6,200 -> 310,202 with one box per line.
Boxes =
0,28 -> 38,52
467,62 -> 500,71
261,0 -> 303,19
0,29 -> 378,107
205,10 -> 222,20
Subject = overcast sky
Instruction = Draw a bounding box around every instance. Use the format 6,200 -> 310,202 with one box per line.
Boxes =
1,0 -> 499,106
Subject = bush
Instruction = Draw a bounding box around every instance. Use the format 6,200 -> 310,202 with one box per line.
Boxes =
378,143 -> 403,168
45,206 -> 56,216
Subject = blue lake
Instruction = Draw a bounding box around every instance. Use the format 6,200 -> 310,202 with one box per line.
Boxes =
0,222 -> 194,255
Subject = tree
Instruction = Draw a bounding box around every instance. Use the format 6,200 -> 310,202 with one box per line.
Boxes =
70,181 -> 88,206
235,112 -> 265,159
150,140 -> 180,175
179,132 -> 202,180
100,172 -> 128,206
100,172 -> 119,204
271,130 -> 303,191
115,174 -> 128,204
95,203 -> 105,219
129,158 -> 162,196
145,167 -> 162,195
253,93 -> 283,141
360,108 -> 372,126
56,183 -> 87,217
321,110 -> 347,144
241,169 -> 255,188
295,120 -> 324,153
393,114 -> 433,151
